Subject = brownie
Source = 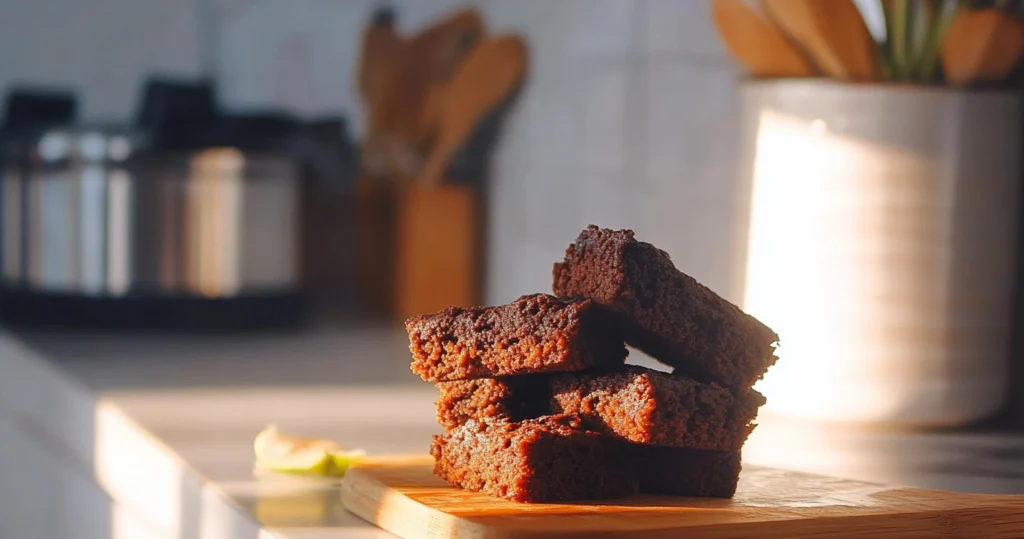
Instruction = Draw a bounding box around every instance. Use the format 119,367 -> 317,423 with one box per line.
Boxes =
407,293 -> 628,382
435,376 -> 549,430
430,415 -> 638,502
552,226 -> 779,387
438,367 -> 763,450
637,446 -> 741,497
549,366 -> 764,451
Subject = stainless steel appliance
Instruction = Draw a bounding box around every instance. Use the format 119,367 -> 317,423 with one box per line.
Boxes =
0,127 -> 304,328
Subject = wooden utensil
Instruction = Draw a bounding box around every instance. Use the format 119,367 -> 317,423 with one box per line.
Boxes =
937,7 -> 1024,85
357,7 -> 403,104
393,186 -> 478,320
711,0 -> 816,77
357,8 -> 419,178
981,14 -> 1024,81
407,8 -> 487,144
417,34 -> 528,187
763,0 -> 879,80
359,7 -> 484,104
942,9 -> 1002,85
342,455 -> 1024,539
807,0 -> 879,81
409,7 -> 486,83
942,8 -> 1024,86
359,8 -> 487,179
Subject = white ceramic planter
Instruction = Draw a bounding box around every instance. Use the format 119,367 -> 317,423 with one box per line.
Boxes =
736,80 -> 1022,427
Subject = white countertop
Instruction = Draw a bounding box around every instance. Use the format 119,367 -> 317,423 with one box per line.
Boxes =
2,328 -> 428,539
5,327 -> 1024,538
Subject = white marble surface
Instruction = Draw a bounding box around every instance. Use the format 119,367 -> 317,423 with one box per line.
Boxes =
6,326 -> 1024,539
0,332 -> 275,539
5,328 -> 424,538
112,386 -> 436,538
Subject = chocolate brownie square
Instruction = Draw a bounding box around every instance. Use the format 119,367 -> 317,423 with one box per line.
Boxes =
431,415 -> 638,502
552,226 -> 778,387
549,366 -> 764,451
407,293 -> 627,382
637,446 -> 741,497
435,377 -> 549,430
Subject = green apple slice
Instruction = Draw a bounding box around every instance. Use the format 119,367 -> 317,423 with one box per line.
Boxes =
253,425 -> 366,477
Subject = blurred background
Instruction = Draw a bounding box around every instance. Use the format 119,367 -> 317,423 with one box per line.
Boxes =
6,0 -> 1024,500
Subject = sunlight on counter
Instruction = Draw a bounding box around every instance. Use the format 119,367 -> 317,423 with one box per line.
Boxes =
94,401 -> 188,537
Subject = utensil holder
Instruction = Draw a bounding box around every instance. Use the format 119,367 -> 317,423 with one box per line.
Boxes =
354,179 -> 480,321
735,80 -> 1022,427
394,184 -> 479,321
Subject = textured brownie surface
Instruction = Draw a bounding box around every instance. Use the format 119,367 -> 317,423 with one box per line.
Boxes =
430,415 -> 638,502
637,446 -> 741,497
552,226 -> 778,387
549,366 -> 764,451
435,377 -> 549,430
407,293 -> 628,382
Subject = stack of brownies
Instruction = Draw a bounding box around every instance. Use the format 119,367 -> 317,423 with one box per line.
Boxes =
405,226 -> 779,503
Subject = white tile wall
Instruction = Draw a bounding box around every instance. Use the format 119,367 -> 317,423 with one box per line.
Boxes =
0,0 -> 203,121
519,68 -> 584,171
559,0 -> 638,59
217,0 -> 374,124
579,62 -> 631,174
644,62 -> 739,188
477,0 -> 746,303
642,0 -> 729,58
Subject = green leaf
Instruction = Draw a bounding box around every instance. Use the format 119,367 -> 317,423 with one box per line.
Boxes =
885,0 -> 911,80
915,0 -> 958,82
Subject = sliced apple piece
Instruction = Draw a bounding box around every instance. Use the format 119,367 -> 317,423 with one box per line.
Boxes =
253,425 -> 365,477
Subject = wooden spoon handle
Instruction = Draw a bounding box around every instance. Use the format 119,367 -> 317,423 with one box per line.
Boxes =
357,7 -> 402,102
815,0 -> 879,80
979,13 -> 1024,82
711,0 -> 815,78
409,7 -> 486,82
418,35 -> 528,187
762,0 -> 878,80
763,0 -> 850,78
942,9 -> 1003,85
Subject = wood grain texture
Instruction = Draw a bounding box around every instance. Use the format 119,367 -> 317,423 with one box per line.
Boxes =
393,186 -> 479,321
358,8 -> 485,179
978,14 -> 1024,83
711,0 -> 816,78
762,0 -> 878,81
942,9 -> 1004,86
341,455 -> 1024,539
417,35 -> 528,187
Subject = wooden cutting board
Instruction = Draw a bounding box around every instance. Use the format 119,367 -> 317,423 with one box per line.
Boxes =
340,454 -> 1024,539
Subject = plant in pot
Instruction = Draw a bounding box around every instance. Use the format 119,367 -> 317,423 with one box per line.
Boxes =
712,0 -> 1024,426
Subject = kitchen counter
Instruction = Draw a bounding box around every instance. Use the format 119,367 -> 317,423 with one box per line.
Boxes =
4,327 -> 1024,538
2,327 -> 426,539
